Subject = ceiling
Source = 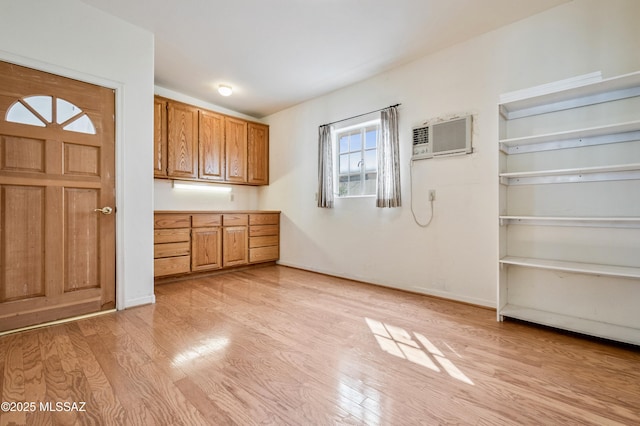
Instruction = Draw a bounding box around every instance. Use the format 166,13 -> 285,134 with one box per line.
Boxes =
80,0 -> 569,118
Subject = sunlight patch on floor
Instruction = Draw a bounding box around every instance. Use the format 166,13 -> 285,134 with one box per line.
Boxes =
365,318 -> 474,385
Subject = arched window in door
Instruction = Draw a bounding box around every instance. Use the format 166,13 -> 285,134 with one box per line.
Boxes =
6,95 -> 96,134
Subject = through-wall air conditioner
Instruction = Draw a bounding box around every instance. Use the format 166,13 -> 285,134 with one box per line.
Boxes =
412,115 -> 473,160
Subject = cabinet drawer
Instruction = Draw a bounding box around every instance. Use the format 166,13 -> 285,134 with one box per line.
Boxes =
249,246 -> 279,263
192,214 -> 222,228
155,214 -> 191,229
154,228 -> 190,244
223,214 -> 248,226
249,224 -> 279,237
249,213 -> 279,226
154,242 -> 190,258
154,255 -> 190,277
249,235 -> 279,248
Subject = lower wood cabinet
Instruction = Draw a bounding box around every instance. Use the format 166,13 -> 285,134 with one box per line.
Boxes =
191,214 -> 222,272
153,214 -> 191,277
191,228 -> 222,271
154,211 -> 279,278
249,213 -> 279,263
222,213 -> 249,267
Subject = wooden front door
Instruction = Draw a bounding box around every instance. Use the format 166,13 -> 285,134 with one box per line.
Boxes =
0,61 -> 116,332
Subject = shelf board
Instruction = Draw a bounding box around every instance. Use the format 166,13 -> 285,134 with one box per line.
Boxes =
500,71 -> 640,120
499,163 -> 640,185
499,216 -> 640,228
499,256 -> 640,279
499,120 -> 640,154
498,304 -> 640,346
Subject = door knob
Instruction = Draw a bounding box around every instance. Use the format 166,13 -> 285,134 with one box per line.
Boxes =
94,206 -> 113,215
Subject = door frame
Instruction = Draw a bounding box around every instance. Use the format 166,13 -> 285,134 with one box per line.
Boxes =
0,51 -> 126,310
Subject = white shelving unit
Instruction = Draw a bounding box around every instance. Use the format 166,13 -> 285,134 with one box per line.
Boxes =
498,71 -> 640,346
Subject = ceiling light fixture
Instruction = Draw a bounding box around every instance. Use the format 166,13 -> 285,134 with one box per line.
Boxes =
218,84 -> 233,97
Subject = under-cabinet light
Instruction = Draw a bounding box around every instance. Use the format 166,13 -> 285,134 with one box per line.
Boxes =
172,181 -> 232,193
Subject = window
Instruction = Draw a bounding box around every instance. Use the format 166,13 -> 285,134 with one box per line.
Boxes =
335,119 -> 379,197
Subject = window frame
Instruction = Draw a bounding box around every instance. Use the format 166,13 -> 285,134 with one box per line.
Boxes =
333,118 -> 380,198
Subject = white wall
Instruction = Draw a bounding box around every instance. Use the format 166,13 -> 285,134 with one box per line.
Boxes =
154,179 -> 260,211
153,86 -> 262,211
260,0 -> 640,307
0,0 -> 156,308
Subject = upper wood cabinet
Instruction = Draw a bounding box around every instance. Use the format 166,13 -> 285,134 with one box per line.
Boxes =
225,117 -> 248,183
248,123 -> 269,185
199,110 -> 225,181
154,96 -> 269,185
153,97 -> 168,178
167,101 -> 199,179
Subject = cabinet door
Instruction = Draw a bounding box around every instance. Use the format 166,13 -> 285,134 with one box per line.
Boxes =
248,123 -> 269,185
225,117 -> 248,183
223,226 -> 248,267
154,97 -> 168,177
199,110 -> 225,181
192,227 -> 222,271
167,102 -> 199,178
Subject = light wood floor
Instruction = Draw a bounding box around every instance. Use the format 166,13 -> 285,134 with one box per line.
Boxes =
1,265 -> 639,425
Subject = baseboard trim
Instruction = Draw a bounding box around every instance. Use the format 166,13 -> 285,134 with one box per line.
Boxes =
276,261 -> 496,310
124,294 -> 156,309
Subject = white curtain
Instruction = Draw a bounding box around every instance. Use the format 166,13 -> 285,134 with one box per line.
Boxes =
377,105 -> 401,207
317,124 -> 334,208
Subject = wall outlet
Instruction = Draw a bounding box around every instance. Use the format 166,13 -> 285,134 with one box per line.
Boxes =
428,190 -> 436,201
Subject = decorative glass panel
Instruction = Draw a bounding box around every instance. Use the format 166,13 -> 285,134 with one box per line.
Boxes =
5,96 -> 97,135
63,114 -> 96,135
56,98 -> 82,124
6,102 -> 46,127
23,96 -> 52,122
